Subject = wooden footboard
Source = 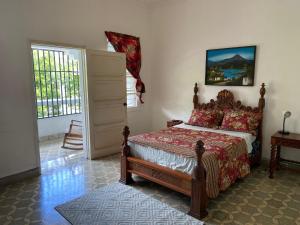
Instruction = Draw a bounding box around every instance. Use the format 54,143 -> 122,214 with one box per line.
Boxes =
127,156 -> 192,196
119,126 -> 208,219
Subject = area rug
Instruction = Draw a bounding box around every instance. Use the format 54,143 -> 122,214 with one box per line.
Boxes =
55,182 -> 204,225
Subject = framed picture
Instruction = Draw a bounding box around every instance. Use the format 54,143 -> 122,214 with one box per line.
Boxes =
205,46 -> 256,86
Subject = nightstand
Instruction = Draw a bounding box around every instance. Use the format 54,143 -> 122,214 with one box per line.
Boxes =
167,120 -> 183,128
269,132 -> 300,178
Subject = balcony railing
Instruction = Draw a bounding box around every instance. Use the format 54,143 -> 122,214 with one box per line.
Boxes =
32,48 -> 82,119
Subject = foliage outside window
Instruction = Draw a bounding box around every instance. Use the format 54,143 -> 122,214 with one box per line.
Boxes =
32,48 -> 81,119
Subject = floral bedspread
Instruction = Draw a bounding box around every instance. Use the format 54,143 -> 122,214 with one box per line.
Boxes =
128,127 -> 250,198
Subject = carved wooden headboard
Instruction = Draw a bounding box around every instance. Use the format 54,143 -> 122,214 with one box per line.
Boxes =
193,83 -> 265,112
192,83 -> 266,165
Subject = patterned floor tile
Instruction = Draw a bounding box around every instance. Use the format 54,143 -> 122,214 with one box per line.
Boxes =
0,138 -> 299,225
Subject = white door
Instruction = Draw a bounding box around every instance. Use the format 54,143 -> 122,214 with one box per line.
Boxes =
84,50 -> 127,159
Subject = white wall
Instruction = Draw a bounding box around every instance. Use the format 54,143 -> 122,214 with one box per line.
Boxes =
2,0 -> 300,179
150,0 -> 300,160
38,114 -> 82,139
0,0 -> 152,178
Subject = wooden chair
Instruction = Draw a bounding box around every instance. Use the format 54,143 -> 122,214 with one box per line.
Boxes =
62,120 -> 83,150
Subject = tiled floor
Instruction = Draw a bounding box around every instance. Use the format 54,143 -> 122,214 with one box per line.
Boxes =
0,138 -> 116,225
39,138 -> 85,173
0,139 -> 299,225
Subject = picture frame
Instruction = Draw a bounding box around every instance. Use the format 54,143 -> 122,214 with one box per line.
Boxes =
205,46 -> 256,86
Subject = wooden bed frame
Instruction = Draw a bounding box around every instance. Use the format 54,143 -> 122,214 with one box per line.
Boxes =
120,83 -> 266,219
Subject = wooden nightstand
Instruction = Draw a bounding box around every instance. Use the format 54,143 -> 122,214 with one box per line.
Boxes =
269,132 -> 300,178
167,120 -> 183,128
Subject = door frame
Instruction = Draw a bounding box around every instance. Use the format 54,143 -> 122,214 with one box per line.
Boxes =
28,40 -> 90,168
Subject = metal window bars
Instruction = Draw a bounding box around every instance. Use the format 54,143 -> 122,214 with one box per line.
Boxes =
32,48 -> 81,119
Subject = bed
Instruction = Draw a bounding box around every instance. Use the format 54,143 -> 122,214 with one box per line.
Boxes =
120,83 -> 266,219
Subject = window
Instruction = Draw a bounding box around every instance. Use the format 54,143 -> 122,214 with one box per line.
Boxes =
32,47 -> 82,119
107,42 -> 138,108
126,75 -> 138,108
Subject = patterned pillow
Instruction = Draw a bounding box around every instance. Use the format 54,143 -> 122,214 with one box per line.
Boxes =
221,110 -> 262,134
187,109 -> 220,128
247,112 -> 262,133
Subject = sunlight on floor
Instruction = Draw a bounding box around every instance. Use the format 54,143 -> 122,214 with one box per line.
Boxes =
39,138 -> 85,173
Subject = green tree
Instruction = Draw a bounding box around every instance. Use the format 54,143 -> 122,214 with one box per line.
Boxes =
33,49 -> 81,118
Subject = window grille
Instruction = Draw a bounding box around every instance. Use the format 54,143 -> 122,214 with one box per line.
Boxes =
32,48 -> 81,119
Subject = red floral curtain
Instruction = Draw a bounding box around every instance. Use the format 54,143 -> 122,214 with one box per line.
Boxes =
105,31 -> 145,103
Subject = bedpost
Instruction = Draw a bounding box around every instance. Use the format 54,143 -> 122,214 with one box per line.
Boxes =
257,83 -> 266,164
119,126 -> 133,184
189,140 -> 208,219
193,83 -> 199,109
258,83 -> 266,112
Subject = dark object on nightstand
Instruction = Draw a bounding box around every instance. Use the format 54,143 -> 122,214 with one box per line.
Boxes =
167,120 -> 183,127
269,132 -> 300,178
278,111 -> 291,135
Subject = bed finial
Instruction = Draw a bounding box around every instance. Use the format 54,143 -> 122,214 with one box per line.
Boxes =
193,83 -> 199,109
257,83 -> 266,164
194,140 -> 205,179
122,126 -> 130,148
120,126 -> 133,184
189,139 -> 208,219
258,83 -> 266,112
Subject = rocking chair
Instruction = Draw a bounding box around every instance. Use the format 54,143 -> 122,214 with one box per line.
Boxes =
62,120 -> 83,150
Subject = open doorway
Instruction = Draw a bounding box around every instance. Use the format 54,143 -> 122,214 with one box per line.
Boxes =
31,43 -> 87,171
30,42 -> 127,172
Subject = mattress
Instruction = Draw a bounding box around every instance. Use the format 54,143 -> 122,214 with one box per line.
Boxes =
128,123 -> 256,175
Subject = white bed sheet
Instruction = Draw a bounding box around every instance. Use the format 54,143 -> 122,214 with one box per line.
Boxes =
128,124 -> 256,175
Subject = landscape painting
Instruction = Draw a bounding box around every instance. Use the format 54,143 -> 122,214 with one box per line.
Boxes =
205,46 -> 256,86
